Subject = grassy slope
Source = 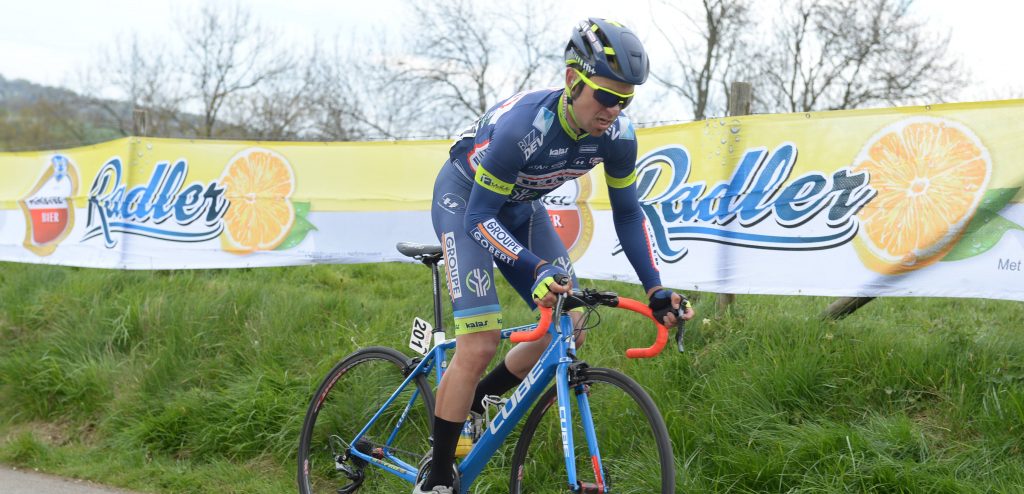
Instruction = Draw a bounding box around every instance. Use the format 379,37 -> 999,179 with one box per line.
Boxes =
1,261 -> 1023,493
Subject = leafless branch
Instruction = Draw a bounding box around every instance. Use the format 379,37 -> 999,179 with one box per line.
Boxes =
650,0 -> 752,120
177,3 -> 294,138
753,0 -> 965,113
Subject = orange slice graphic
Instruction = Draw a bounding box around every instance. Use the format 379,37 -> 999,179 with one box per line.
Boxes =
852,117 -> 991,274
219,148 -> 295,253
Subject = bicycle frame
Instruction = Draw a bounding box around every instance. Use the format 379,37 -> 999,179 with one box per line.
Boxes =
333,244 -> 668,493
343,308 -> 596,493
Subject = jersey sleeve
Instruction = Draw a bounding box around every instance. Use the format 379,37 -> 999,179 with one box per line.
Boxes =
604,119 -> 662,292
463,125 -> 546,279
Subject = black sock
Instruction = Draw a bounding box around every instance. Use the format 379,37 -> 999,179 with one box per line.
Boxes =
471,360 -> 523,415
425,417 -> 462,488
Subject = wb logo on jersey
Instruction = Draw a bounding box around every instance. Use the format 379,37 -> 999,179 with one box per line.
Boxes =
466,268 -> 492,297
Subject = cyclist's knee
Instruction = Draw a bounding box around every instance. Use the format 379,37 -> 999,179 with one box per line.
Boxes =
570,310 -> 587,347
574,330 -> 587,348
453,331 -> 500,374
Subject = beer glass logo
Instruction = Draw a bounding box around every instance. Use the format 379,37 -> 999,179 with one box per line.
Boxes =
19,155 -> 79,256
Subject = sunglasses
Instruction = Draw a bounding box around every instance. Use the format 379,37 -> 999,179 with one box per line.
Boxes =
572,69 -> 635,109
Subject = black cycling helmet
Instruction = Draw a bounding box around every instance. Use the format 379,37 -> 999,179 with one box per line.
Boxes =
565,18 -> 649,85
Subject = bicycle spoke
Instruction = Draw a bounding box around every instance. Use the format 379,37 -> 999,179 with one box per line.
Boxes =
298,347 -> 434,494
510,367 -> 675,494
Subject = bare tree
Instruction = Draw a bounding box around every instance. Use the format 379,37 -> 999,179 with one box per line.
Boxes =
78,34 -> 185,137
177,3 -> 293,138
753,0 -> 965,112
503,5 -> 562,95
972,84 -> 1024,102
650,0 -> 752,120
230,47 -> 320,141
305,53 -> 365,141
406,0 -> 561,131
305,35 -> 440,141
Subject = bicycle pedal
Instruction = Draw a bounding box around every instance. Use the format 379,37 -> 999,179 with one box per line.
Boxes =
577,482 -> 602,493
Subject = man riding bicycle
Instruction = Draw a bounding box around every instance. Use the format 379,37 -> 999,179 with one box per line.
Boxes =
418,18 -> 695,493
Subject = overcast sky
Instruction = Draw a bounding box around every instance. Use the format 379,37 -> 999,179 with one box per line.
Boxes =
1,0 -> 1021,104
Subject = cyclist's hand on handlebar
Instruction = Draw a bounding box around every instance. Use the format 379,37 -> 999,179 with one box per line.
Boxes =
647,288 -> 695,327
532,263 -> 571,308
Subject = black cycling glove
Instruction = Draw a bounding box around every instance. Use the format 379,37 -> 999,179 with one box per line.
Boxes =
648,289 -> 691,325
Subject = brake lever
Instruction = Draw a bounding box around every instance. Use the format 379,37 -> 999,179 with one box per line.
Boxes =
674,310 -> 686,353
675,297 -> 690,353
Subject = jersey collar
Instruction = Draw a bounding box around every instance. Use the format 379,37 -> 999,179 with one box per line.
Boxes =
557,91 -> 586,142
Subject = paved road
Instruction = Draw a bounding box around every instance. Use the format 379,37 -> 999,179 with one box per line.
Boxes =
0,466 -> 143,494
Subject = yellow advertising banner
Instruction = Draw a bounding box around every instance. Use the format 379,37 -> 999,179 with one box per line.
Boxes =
1,100 -> 1022,300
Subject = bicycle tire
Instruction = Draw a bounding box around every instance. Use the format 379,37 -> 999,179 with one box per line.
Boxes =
297,346 -> 435,494
508,367 -> 675,493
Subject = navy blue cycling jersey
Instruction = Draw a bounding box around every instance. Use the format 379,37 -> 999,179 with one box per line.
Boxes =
445,87 -> 662,291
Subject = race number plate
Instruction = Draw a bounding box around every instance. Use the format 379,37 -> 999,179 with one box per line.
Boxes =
409,317 -> 433,355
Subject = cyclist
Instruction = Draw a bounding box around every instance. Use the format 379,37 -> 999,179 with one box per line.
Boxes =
418,18 -> 695,493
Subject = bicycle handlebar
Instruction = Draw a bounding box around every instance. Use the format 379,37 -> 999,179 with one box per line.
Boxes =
509,293 -> 669,358
615,298 -> 670,358
510,306 -> 554,344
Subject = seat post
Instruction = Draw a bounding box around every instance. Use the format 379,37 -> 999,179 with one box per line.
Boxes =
429,259 -> 445,334
395,242 -> 446,336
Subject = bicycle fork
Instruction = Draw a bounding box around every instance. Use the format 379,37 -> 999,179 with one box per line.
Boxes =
558,360 -> 607,493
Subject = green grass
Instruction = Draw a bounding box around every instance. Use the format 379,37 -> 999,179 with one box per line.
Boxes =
1,261 -> 1023,493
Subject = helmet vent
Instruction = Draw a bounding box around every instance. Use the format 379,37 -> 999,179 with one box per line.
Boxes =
621,33 -> 643,75
564,18 -> 648,85
590,27 -> 622,75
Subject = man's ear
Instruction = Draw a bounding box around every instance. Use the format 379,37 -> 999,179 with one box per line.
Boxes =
570,80 -> 584,100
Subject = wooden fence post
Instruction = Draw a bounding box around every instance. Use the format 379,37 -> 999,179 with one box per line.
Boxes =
132,108 -> 148,137
728,82 -> 752,117
822,296 -> 876,320
718,82 -> 752,313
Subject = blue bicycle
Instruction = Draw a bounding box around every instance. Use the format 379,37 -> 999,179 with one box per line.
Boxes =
297,243 -> 676,493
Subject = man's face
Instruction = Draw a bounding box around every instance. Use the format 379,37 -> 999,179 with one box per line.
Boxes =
567,70 -> 635,137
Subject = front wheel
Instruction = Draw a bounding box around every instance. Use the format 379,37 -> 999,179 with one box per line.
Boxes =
297,346 -> 435,494
509,367 -> 675,493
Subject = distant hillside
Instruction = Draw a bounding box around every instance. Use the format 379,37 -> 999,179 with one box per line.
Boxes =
0,74 -> 129,151
0,74 -> 86,110
0,73 -> 257,152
